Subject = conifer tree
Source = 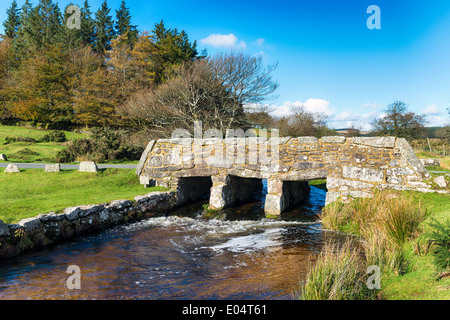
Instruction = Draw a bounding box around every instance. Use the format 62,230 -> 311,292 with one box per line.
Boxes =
115,0 -> 138,48
80,0 -> 95,47
3,1 -> 21,39
93,0 -> 115,54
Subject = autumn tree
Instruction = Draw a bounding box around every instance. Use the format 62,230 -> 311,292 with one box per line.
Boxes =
371,101 -> 427,140
5,44 -> 73,127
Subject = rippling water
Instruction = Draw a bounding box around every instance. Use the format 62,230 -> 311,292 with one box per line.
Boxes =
0,184 -> 346,300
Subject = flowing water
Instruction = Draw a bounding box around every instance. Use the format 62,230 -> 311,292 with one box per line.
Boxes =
0,183 -> 346,300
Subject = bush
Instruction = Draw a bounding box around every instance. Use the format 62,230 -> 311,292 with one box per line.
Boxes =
425,219 -> 450,270
4,136 -> 37,144
54,128 -> 144,163
297,240 -> 378,300
39,131 -> 67,143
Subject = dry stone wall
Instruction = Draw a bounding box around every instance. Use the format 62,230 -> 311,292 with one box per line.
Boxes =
137,136 -> 432,216
0,191 -> 176,260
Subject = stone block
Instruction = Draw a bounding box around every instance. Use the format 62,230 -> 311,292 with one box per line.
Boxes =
352,136 -> 396,148
45,164 -> 60,172
0,219 -> 10,237
326,177 -> 374,190
18,217 -> 41,232
321,136 -> 346,144
342,166 -> 384,182
79,161 -> 98,173
4,163 -> 20,173
0,154 -> 7,161
420,159 -> 440,167
434,176 -> 447,188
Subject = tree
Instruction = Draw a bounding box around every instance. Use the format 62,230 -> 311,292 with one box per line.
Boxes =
115,0 -> 138,47
5,44 -> 74,127
209,52 -> 279,130
3,1 -> 21,39
150,20 -> 198,84
120,60 -> 235,136
67,45 -> 119,127
276,105 -> 335,137
93,0 -> 115,55
371,101 -> 427,140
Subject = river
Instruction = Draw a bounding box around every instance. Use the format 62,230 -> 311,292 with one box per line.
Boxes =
0,183 -> 346,300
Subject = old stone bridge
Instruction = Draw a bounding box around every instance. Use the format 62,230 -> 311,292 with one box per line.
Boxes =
136,136 -> 431,216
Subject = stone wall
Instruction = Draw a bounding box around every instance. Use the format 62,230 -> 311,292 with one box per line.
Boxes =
137,136 -> 432,216
0,191 -> 176,261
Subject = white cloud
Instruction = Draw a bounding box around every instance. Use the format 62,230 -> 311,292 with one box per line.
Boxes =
200,33 -> 247,50
255,38 -> 265,48
361,102 -> 384,109
421,104 -> 441,116
268,99 -> 334,118
426,115 -> 449,127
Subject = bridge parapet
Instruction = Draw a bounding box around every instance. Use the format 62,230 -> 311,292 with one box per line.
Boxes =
136,136 -> 431,216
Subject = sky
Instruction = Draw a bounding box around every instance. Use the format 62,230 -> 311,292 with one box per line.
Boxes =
1,0 -> 450,130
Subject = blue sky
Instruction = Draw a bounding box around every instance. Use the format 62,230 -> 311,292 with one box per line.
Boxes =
1,0 -> 450,129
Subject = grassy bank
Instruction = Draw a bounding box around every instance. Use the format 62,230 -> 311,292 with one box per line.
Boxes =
0,169 -> 165,224
300,190 -> 450,300
0,125 -> 87,163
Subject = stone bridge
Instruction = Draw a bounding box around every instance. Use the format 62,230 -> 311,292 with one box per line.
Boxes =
136,136 -> 431,216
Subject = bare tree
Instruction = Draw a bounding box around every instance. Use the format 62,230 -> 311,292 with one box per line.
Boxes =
120,60 -> 235,137
209,52 -> 279,130
276,105 -> 334,137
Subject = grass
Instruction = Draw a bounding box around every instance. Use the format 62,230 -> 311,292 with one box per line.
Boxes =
297,240 -> 378,300
0,124 -> 87,163
0,168 -> 166,224
314,190 -> 450,300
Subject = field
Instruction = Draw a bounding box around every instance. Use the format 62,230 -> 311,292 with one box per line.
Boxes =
0,169 -> 165,224
0,125 -> 87,163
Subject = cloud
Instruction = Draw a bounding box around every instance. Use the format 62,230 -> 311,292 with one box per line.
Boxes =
268,99 -> 334,118
361,102 -> 384,109
200,33 -> 247,50
255,38 -> 265,48
421,104 -> 441,116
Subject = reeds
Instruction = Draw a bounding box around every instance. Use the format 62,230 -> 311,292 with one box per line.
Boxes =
297,240 -> 376,300
320,190 -> 428,273
298,190 -> 429,300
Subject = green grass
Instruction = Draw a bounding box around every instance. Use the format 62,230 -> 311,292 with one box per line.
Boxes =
318,190 -> 450,300
0,168 -> 166,224
0,125 -> 87,163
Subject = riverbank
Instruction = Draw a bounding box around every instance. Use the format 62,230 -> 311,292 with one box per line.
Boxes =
0,190 -> 177,261
0,169 -> 165,223
301,190 -> 450,300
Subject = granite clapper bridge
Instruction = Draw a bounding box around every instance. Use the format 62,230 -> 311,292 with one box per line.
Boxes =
136,136 -> 431,217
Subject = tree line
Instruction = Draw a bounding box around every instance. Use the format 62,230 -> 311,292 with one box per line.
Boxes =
0,0 -> 201,132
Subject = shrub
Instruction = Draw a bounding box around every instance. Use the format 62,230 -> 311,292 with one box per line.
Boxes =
39,131 -> 67,143
4,136 -> 36,144
54,128 -> 144,163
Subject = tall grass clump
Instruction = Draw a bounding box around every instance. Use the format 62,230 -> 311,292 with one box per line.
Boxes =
320,190 -> 429,273
297,240 -> 377,300
424,218 -> 450,271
